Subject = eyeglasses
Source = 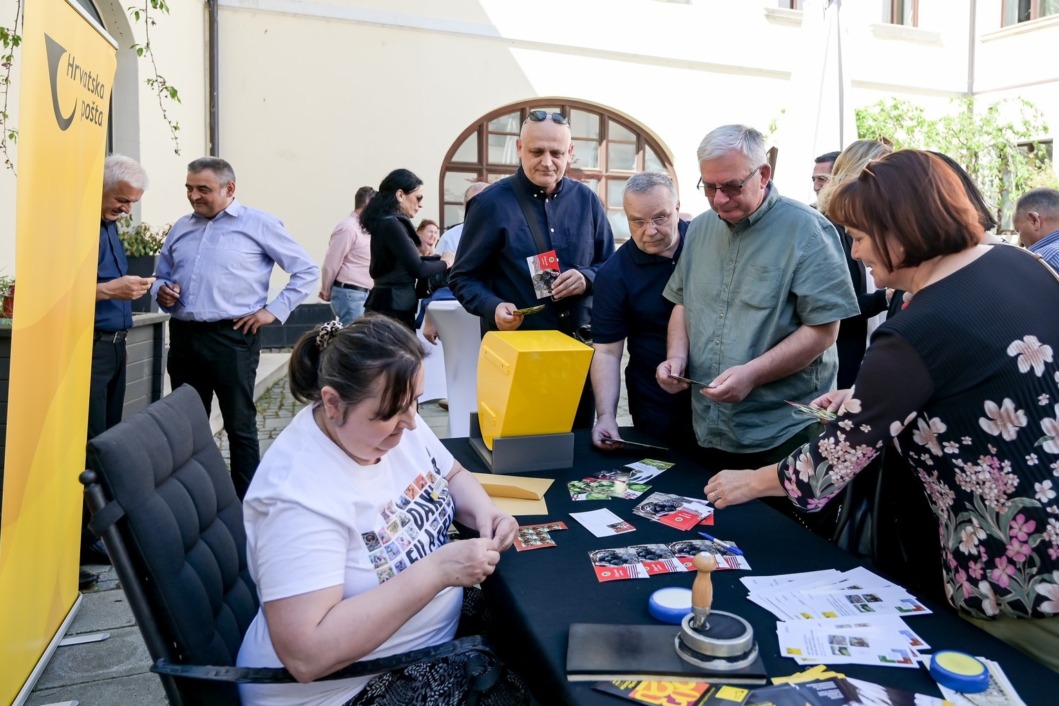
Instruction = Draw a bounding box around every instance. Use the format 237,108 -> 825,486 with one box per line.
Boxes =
697,166 -> 763,198
628,213 -> 673,229
525,110 -> 570,126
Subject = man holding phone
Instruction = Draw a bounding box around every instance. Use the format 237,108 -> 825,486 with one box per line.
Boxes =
590,172 -> 693,450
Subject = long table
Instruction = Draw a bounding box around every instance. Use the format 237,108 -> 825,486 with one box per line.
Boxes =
443,432 -> 1058,705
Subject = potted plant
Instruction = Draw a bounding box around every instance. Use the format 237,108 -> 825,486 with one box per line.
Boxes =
0,273 -> 14,320
117,216 -> 170,313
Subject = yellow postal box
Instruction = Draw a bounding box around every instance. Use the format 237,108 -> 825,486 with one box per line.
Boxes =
477,331 -> 593,450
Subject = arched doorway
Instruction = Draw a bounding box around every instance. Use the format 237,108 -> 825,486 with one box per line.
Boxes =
439,100 -> 676,241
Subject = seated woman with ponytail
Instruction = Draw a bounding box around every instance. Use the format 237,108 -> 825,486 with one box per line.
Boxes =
236,314 -> 527,705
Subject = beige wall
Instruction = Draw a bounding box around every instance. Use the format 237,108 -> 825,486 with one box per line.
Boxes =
0,0 -> 208,274
2,0 -> 1058,295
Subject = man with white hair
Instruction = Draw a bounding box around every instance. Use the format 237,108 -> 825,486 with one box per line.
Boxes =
83,155 -> 155,583
436,181 -> 489,256
91,155 -> 155,438
658,125 -> 857,474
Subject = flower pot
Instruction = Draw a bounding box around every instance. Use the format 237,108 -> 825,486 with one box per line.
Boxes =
126,255 -> 159,313
1,283 -> 13,319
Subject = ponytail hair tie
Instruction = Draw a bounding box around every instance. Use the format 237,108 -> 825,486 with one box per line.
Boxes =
316,318 -> 344,351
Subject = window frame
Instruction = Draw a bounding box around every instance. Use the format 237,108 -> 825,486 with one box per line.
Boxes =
888,0 -> 919,26
1002,0 -> 1059,25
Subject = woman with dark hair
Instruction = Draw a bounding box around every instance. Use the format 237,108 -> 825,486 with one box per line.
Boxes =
362,170 -> 453,329
237,315 -> 525,704
704,150 -> 1059,672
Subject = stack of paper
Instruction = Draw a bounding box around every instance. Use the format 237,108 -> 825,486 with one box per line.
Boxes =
741,567 -> 931,622
776,616 -> 929,668
741,568 -> 933,669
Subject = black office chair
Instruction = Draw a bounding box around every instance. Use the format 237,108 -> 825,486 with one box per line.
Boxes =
81,385 -> 498,706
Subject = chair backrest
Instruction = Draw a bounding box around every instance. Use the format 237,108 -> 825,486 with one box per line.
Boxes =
83,385 -> 258,705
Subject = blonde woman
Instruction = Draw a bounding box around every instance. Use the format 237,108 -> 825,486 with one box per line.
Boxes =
817,140 -> 894,387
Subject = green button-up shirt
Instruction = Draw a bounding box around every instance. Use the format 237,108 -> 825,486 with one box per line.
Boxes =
664,185 -> 858,453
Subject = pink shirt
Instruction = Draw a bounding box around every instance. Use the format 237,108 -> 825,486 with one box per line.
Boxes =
320,212 -> 373,295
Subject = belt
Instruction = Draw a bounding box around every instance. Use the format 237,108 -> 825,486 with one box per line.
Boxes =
334,282 -> 369,293
94,330 -> 128,343
172,318 -> 237,331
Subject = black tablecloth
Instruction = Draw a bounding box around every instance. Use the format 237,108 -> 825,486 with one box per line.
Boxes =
443,431 -> 1058,706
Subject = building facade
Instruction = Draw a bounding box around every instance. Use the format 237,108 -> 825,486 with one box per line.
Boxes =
0,0 -> 1056,289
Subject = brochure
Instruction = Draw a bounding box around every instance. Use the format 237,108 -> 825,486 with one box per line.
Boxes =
527,249 -> 560,299
633,492 -> 714,530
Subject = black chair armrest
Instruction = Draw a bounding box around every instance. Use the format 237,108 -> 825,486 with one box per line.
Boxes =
151,634 -> 495,684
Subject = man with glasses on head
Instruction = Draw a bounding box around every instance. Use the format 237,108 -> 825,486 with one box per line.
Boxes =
449,109 -> 614,425
590,172 -> 693,451
657,125 -> 856,491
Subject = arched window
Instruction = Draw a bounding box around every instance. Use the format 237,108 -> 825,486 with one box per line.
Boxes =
439,100 -> 676,241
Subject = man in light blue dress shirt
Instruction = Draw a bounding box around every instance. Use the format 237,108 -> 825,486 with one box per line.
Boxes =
152,157 -> 319,498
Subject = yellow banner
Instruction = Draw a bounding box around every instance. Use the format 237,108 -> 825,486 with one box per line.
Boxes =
0,0 -> 116,702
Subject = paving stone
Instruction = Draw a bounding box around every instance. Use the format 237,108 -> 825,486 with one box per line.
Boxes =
33,626 -> 152,690
69,590 -> 137,634
26,670 -> 167,706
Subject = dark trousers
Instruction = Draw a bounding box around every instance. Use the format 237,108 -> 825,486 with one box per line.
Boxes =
85,335 -> 128,550
168,319 -> 261,499
88,336 -> 127,439
368,307 -> 416,331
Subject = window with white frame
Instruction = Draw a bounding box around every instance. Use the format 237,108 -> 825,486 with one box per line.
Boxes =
1003,0 -> 1059,25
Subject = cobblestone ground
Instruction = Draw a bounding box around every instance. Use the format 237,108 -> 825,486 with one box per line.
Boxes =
215,377 -> 302,462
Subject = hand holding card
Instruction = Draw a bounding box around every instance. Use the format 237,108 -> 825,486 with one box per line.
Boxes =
668,373 -> 715,388
785,400 -> 838,422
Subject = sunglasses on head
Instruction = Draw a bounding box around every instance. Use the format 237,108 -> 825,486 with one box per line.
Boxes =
525,110 -> 569,126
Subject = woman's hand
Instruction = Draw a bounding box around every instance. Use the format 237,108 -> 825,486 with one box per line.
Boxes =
811,388 -> 851,414
433,538 -> 501,587
440,251 -> 455,268
703,464 -> 784,509
477,510 -> 518,552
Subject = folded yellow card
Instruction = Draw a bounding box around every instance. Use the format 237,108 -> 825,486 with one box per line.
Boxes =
472,473 -> 553,500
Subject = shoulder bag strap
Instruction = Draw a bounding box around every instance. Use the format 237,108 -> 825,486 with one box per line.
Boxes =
511,177 -> 552,254
510,177 -> 576,334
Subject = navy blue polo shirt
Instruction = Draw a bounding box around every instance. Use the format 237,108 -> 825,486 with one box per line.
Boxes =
95,220 -> 132,332
591,221 -> 692,443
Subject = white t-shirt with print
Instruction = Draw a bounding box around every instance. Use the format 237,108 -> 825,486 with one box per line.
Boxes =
237,405 -> 460,706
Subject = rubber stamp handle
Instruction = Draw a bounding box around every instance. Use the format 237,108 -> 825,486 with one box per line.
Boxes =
690,553 -> 717,627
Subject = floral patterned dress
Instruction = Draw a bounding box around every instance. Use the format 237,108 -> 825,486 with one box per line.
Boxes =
778,245 -> 1059,620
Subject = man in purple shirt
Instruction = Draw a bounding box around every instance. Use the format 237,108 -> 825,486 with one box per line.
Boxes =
1014,187 -> 1059,271
152,157 -> 318,498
